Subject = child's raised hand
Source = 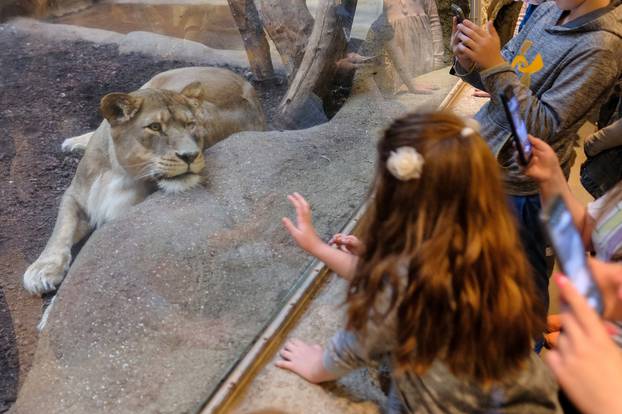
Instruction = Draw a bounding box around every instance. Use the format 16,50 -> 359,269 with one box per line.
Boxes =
523,135 -> 564,184
275,339 -> 337,384
455,20 -> 504,70
544,274 -> 622,414
451,17 -> 475,70
282,192 -> 322,254
544,314 -> 562,349
329,233 -> 365,256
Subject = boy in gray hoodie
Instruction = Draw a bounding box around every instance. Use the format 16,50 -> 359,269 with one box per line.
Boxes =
451,0 -> 622,315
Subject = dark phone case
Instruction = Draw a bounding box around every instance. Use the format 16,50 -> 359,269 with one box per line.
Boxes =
499,88 -> 531,166
450,4 -> 465,23
539,196 -> 604,315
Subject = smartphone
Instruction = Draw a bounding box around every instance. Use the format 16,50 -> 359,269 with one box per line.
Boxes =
450,4 -> 466,24
540,196 -> 604,314
499,86 -> 533,165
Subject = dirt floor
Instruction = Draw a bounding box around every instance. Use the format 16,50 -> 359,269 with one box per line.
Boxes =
0,27 -> 286,410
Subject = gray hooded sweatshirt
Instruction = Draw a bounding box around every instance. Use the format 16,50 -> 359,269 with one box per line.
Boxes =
455,1 -> 622,195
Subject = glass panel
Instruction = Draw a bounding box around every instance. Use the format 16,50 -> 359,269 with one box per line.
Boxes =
0,0 -> 461,411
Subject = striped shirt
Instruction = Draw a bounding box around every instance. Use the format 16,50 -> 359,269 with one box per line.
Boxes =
588,194 -> 622,261
588,193 -> 622,347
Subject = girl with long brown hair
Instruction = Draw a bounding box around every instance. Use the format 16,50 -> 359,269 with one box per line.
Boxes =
278,111 -> 560,413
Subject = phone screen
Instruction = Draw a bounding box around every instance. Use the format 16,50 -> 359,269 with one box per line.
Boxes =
542,197 -> 603,313
500,88 -> 532,165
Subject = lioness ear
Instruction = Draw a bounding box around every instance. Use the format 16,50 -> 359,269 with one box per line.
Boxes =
101,93 -> 143,125
181,82 -> 204,102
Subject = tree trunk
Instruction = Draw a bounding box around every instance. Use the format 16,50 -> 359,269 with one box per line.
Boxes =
227,0 -> 275,81
258,0 -> 314,78
277,0 -> 357,128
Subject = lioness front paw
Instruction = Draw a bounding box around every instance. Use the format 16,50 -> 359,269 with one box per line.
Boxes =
61,137 -> 87,153
23,253 -> 70,295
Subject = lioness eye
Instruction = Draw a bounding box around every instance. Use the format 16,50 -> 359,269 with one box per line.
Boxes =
147,123 -> 162,132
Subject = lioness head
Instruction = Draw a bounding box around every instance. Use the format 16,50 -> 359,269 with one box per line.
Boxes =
101,86 -> 208,193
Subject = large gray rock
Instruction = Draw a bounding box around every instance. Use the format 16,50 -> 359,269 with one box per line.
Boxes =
12,90 -> 410,413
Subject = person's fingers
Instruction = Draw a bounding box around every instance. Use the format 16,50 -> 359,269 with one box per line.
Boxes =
283,340 -> 300,351
293,193 -> 311,220
287,194 -> 301,213
487,21 -> 500,40
559,312 -> 582,345
544,331 -> 560,349
329,234 -> 341,245
547,314 -> 563,332
457,23 -> 482,42
462,19 -> 485,37
293,192 -> 309,208
457,43 -> 476,60
289,338 -> 305,347
556,331 -> 571,356
294,200 -> 307,224
556,274 -> 602,332
604,321 -> 620,336
528,135 -> 547,149
280,349 -> 294,360
543,350 -> 566,381
282,217 -> 299,235
457,33 -> 476,49
275,359 -> 294,370
339,245 -> 352,254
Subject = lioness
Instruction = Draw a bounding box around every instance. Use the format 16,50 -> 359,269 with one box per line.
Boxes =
23,67 -> 266,295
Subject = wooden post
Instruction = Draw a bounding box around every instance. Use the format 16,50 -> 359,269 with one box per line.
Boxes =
277,0 -> 357,128
258,0 -> 314,78
227,0 -> 275,81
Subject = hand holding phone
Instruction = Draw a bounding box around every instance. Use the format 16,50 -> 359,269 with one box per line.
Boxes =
540,196 -> 604,314
499,86 -> 533,165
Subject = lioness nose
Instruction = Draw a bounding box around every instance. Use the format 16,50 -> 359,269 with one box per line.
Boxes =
176,151 -> 199,165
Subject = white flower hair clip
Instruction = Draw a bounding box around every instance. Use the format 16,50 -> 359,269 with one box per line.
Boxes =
460,117 -> 481,138
387,147 -> 425,181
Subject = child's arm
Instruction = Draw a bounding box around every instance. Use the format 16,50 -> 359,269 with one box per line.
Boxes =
282,193 -> 358,280
524,136 -> 595,247
277,300 -> 397,382
450,18 -> 486,90
584,118 -> 622,157
459,19 -> 619,143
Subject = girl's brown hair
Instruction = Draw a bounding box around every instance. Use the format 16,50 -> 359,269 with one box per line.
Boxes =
347,111 -> 543,383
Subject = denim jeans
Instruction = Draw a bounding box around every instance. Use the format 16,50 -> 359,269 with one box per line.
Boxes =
580,146 -> 622,199
509,194 -> 551,353
509,195 -> 550,315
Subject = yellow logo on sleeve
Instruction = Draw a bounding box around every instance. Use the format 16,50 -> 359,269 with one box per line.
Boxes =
511,40 -> 544,88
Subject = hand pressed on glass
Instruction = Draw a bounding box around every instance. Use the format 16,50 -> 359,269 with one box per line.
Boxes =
275,339 -> 338,384
454,20 -> 505,70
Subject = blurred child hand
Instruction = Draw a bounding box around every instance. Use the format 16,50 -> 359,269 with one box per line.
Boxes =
451,17 -> 475,70
523,135 -> 564,185
455,20 -> 505,70
282,193 -> 323,254
544,314 -> 562,349
329,233 -> 365,256
275,339 -> 337,384
545,274 -> 622,414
